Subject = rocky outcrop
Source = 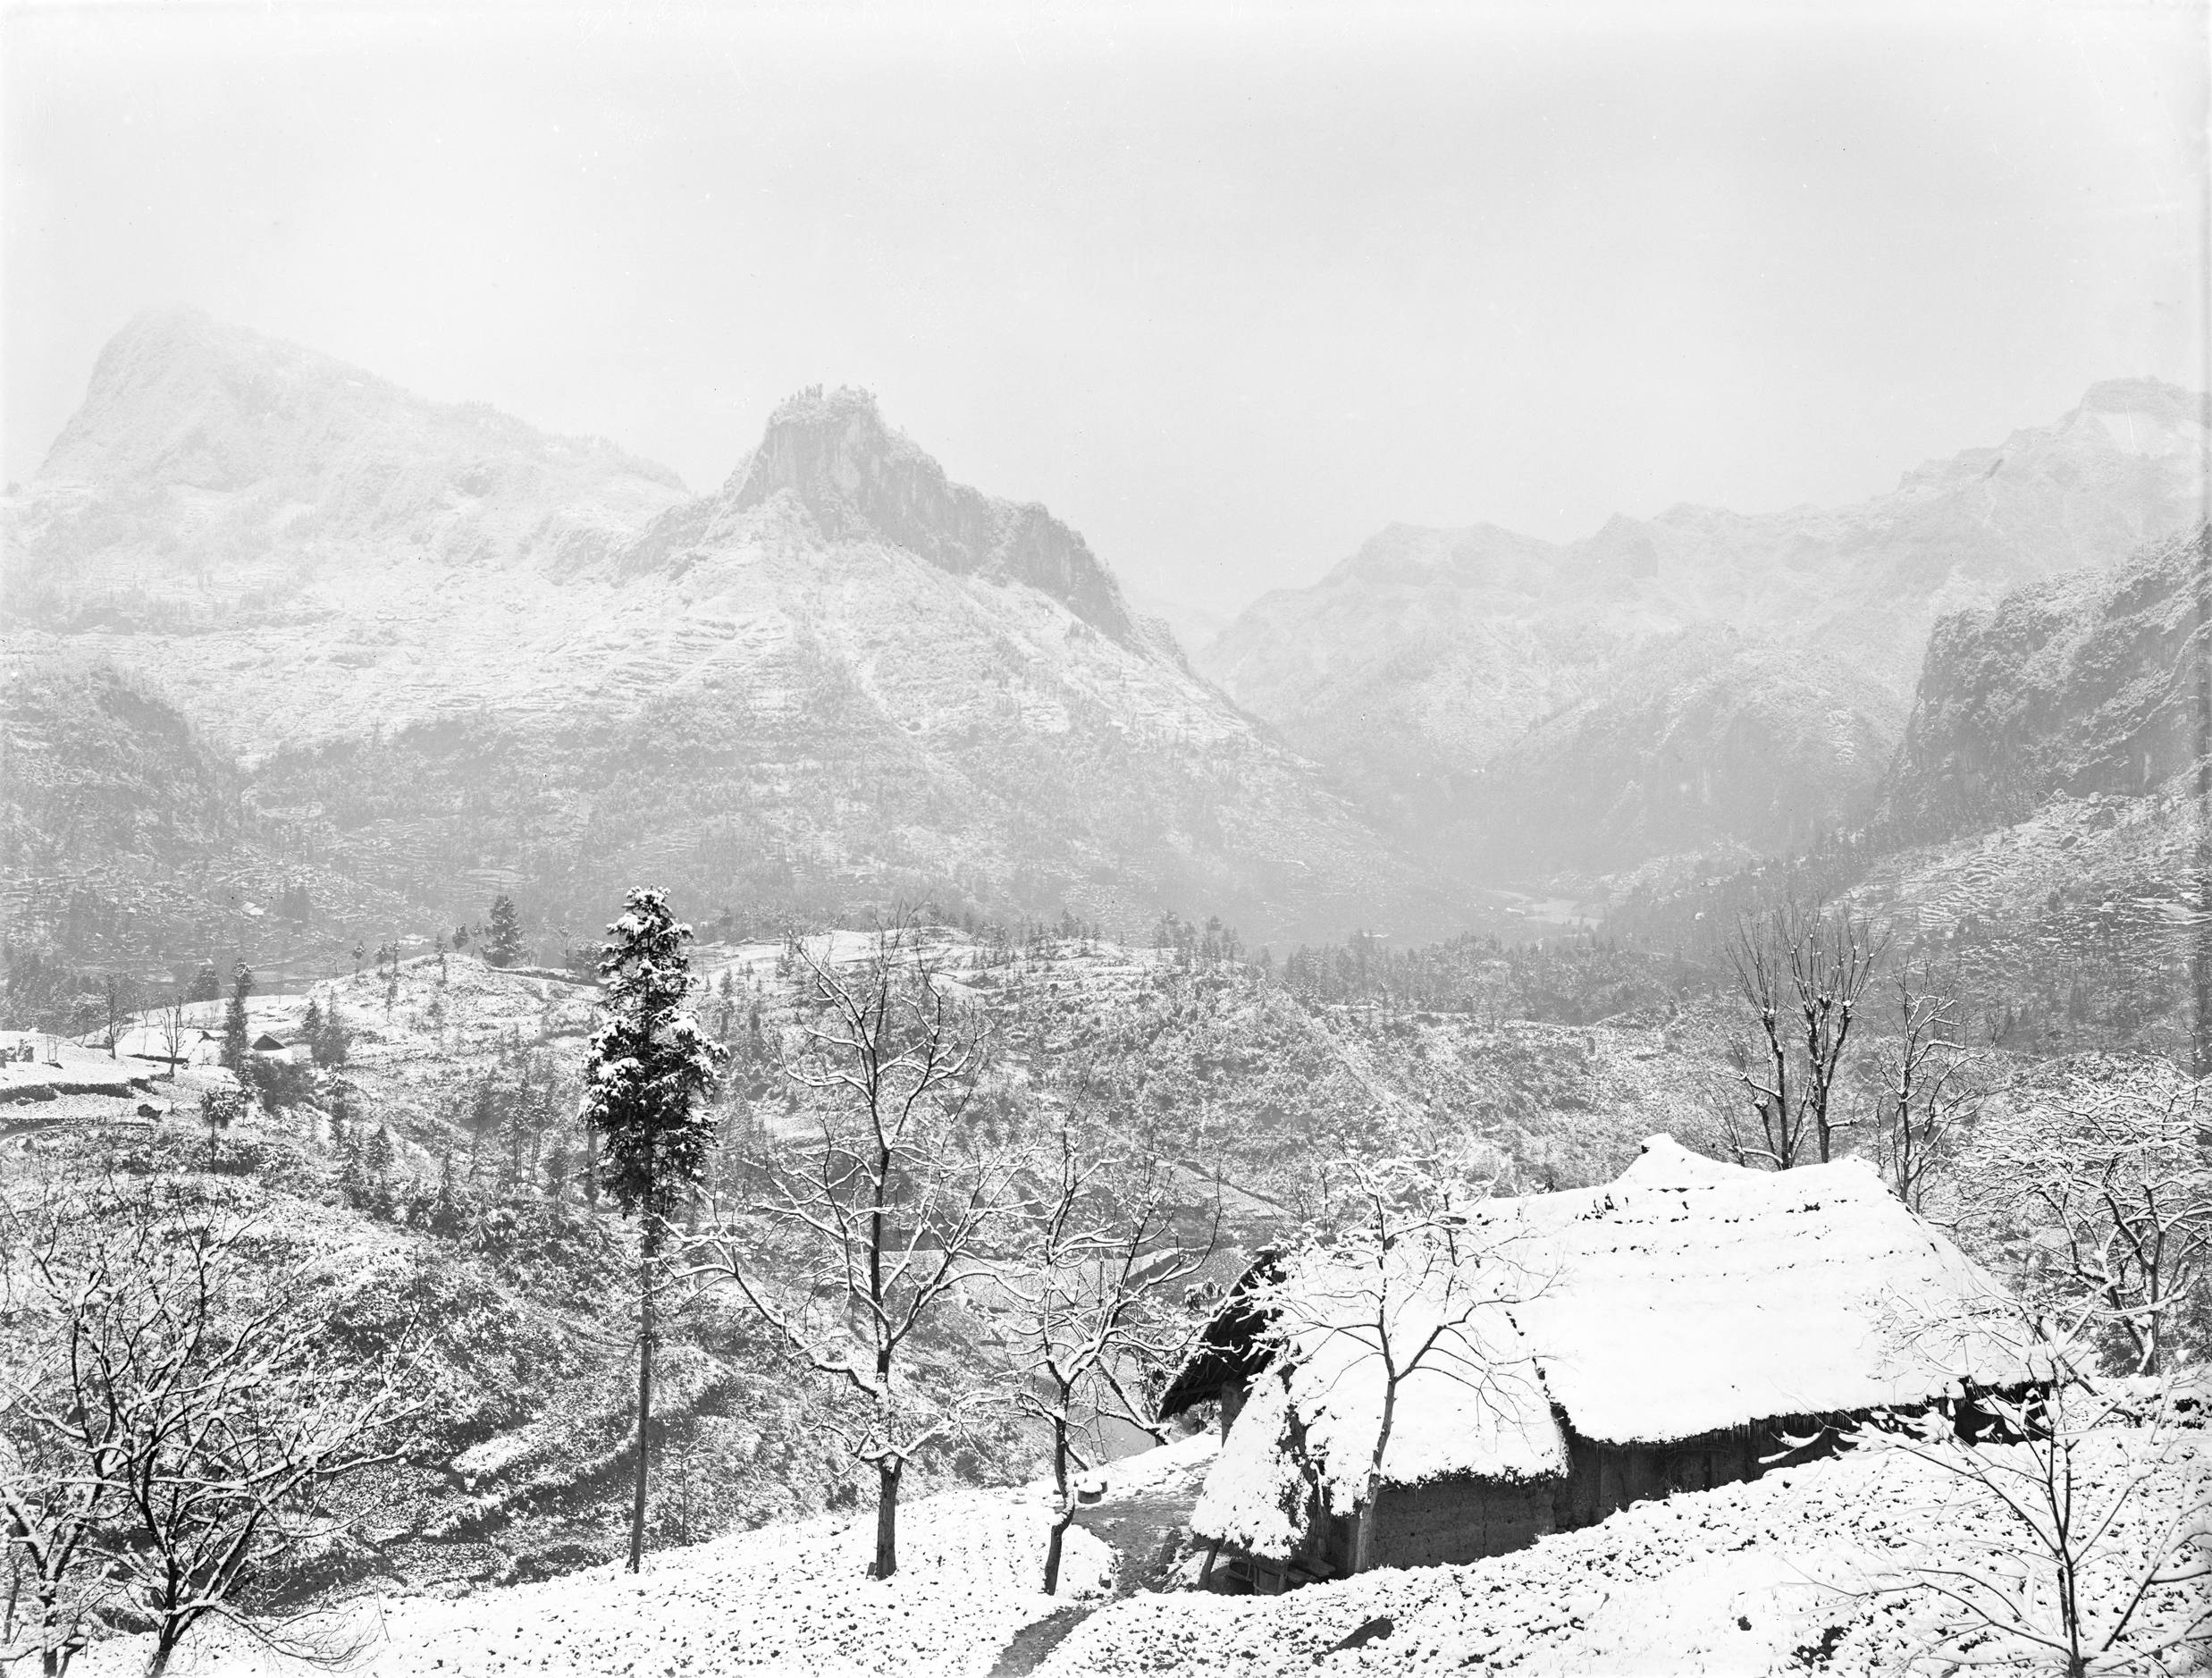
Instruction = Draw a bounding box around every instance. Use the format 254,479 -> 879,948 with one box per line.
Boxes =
721,386 -> 1140,644
1880,525 -> 2211,842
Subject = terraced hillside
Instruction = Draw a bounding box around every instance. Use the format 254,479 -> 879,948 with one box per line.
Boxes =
2,311 -> 1475,971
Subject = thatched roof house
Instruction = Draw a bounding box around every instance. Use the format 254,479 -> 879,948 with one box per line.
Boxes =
1171,1135 -> 2039,1591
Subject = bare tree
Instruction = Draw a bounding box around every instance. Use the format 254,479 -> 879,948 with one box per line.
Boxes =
0,1209 -> 116,1678
688,923 -> 1018,1581
1258,1156 -> 1542,1575
1871,957 -> 1988,1213
0,1186 -> 427,1677
101,977 -> 130,1061
1845,1309 -> 2209,1676
1002,1119 -> 1215,1592
156,998 -> 191,1083
1966,1058 -> 2210,1378
1723,897 -> 1887,1168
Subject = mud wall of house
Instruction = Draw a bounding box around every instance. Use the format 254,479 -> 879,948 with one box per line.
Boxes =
1363,1477 -> 1558,1569
1554,1421 -> 1837,1530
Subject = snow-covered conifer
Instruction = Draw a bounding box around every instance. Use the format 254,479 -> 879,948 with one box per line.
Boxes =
581,886 -> 725,1573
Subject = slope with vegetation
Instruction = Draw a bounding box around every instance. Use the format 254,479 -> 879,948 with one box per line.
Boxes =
2,311 -> 1474,957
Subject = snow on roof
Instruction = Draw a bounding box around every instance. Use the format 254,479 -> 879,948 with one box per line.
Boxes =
1497,1147 -> 2038,1446
1615,1132 -> 1748,1187
1283,1265 -> 1563,1500
1191,1229 -> 1568,1557
1190,1370 -> 1312,1561
1190,1136 -> 2040,1548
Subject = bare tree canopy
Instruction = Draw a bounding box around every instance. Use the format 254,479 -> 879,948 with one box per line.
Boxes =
1001,1118 -> 1216,1592
688,922 -> 1018,1581
1722,897 -> 1888,1169
1,1185 -> 428,1678
1962,1057 -> 2212,1378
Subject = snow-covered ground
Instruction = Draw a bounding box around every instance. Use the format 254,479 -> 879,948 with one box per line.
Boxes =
80,1483 -> 1118,1678
1045,1429 -> 2209,1677
71,1427 -> 2207,1677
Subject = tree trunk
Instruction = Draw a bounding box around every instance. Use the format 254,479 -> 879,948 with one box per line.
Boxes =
872,1459 -> 902,1580
1042,1415 -> 1071,1594
628,1223 -> 656,1573
1353,1385 -> 1398,1574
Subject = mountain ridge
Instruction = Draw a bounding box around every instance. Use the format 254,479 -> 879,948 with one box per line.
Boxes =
1202,376 -> 2211,886
1,311 -> 1476,956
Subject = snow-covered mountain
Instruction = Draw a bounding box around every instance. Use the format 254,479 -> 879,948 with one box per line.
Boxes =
1203,380 -> 2211,880
1,310 -> 1472,956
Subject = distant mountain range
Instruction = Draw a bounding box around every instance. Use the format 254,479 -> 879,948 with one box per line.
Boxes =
3,309 -> 2206,984
1202,379 -> 2210,881
1,309 -> 1468,969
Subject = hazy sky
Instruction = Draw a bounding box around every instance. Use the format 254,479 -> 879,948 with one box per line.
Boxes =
4,1 -> 2206,617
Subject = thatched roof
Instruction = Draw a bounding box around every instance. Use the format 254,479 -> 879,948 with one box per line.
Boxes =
1189,1135 -> 2039,1556
1157,1252 -> 1283,1419
1191,1259 -> 1566,1556
1508,1136 -> 2034,1446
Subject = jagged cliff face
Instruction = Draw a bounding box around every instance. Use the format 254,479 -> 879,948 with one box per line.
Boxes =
1881,525 -> 2211,843
1205,381 -> 2212,884
0,312 -> 1468,956
722,387 -> 1142,647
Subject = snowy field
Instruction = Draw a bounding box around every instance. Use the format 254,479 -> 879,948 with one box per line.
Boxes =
72,1428 -> 2205,1677
74,1441 -> 1225,1678
1044,1429 -> 2209,1677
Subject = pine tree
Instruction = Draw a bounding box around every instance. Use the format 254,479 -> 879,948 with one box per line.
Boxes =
188,961 -> 221,1003
465,1078 -> 499,1179
580,887 -> 725,1573
220,964 -> 252,1071
301,999 -> 323,1058
313,1002 -> 349,1068
485,895 -> 525,968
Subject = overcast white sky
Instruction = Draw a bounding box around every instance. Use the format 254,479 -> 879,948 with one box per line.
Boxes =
4,1 -> 2206,617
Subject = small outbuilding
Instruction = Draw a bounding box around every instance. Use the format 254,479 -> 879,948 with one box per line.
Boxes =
248,1032 -> 311,1065
1169,1135 -> 2041,1592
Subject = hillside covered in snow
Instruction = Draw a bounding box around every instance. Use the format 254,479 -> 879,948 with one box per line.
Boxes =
1202,382 -> 2210,885
1,310 -> 1475,966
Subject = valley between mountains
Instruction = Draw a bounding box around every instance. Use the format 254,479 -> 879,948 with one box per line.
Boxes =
3,311 -> 2210,1677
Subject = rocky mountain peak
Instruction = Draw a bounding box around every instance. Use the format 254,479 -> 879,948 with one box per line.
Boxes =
721,385 -> 1141,645
36,308 -> 686,503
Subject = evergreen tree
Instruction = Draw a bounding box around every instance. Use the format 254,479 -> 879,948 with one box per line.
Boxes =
580,887 -> 724,1573
198,1085 -> 243,1168
364,1125 -> 397,1218
188,961 -> 221,1003
545,1138 -> 572,1204
338,1131 -> 366,1205
220,963 -> 252,1071
312,1002 -> 350,1068
485,896 -> 525,968
301,999 -> 323,1058
465,1078 -> 498,1179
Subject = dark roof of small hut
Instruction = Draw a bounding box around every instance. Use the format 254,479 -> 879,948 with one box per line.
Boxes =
1157,1251 -> 1283,1420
